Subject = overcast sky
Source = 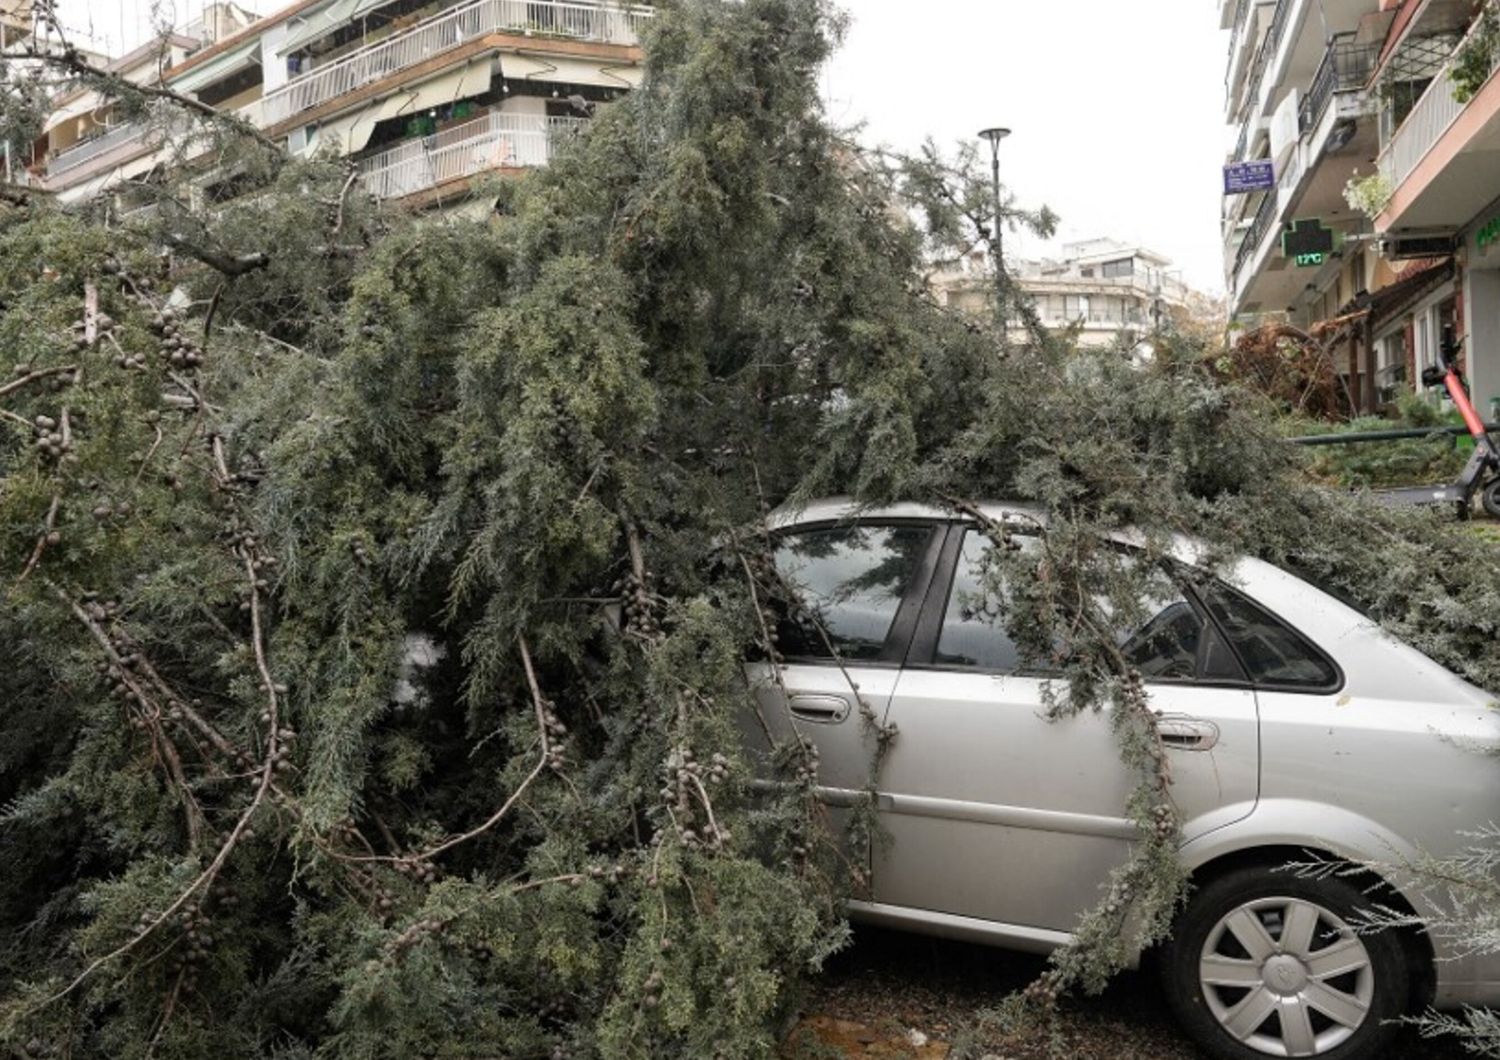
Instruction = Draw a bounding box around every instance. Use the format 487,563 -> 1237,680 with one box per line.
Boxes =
58,0 -> 1231,292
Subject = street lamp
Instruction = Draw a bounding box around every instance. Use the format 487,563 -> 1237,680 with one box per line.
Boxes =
978,127 -> 1011,328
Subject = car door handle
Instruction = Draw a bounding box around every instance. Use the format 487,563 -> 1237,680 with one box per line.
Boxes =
788,694 -> 851,724
1156,716 -> 1220,751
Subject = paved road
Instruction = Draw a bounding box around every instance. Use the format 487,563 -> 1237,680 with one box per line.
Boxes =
788,925 -> 1473,1059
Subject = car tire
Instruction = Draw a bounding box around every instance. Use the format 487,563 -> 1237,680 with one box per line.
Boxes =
1159,866 -> 1410,1060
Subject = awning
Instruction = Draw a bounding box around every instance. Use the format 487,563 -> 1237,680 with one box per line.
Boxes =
371,60 -> 491,122
309,107 -> 379,155
281,0 -> 394,55
499,54 -> 641,90
169,38 -> 262,95
43,89 -> 109,134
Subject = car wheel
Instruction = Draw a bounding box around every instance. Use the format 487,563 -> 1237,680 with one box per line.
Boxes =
1160,866 -> 1410,1060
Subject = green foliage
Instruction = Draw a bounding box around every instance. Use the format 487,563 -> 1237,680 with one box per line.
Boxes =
2,3 -> 1499,1059
1343,170 -> 1393,219
1452,1 -> 1500,104
1290,397 -> 1470,489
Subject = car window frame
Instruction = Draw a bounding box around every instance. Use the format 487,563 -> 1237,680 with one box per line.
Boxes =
1185,578 -> 1346,696
767,518 -> 947,669
903,523 -> 1261,689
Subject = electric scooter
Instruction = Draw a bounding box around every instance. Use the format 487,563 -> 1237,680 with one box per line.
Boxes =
1375,326 -> 1500,518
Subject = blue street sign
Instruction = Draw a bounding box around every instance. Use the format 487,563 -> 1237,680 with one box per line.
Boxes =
1224,159 -> 1275,195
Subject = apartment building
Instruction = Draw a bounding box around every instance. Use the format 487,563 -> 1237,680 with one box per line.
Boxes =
17,0 -> 652,211
933,238 -> 1196,349
0,0 -> 32,48
1221,0 -> 1500,415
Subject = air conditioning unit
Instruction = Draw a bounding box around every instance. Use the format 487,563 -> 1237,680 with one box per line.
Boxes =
1383,234 -> 1455,260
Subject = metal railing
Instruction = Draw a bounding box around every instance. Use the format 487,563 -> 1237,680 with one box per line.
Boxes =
1234,187 -> 1278,281
45,121 -> 150,177
1224,0 -> 1252,95
1242,0 -> 1292,119
1233,120 -> 1250,161
357,111 -> 587,199
1379,14 -> 1500,193
262,0 -> 652,126
1299,34 -> 1379,133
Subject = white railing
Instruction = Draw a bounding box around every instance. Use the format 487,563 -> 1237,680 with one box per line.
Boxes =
1379,15 -> 1500,193
46,121 -> 151,178
357,112 -> 586,199
263,0 -> 652,126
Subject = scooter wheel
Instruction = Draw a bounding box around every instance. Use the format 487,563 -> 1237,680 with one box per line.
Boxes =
1483,479 -> 1500,520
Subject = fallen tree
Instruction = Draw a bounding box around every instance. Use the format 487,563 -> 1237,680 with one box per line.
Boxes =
1,2 -> 1498,1058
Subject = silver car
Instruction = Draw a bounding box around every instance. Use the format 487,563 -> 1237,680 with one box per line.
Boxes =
743,499 -> 1500,1060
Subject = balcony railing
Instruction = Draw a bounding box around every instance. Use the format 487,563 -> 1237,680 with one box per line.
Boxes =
1379,13 -> 1500,194
1299,34 -> 1379,133
1242,0 -> 1291,119
1234,187 -> 1278,281
357,111 -> 586,199
1224,0 -> 1252,95
262,0 -> 652,126
45,121 -> 151,178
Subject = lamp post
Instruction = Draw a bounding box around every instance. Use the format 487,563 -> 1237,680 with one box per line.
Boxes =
978,127 -> 1011,330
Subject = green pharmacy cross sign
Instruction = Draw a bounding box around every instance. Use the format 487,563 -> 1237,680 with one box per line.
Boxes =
1282,218 -> 1335,266
1479,215 -> 1500,252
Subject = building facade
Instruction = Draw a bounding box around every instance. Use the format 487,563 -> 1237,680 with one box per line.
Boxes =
1221,0 -> 1500,416
933,238 -> 1196,349
15,0 -> 652,211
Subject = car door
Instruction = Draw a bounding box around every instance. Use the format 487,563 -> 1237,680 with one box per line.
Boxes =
872,524 -> 1261,936
739,519 -> 944,875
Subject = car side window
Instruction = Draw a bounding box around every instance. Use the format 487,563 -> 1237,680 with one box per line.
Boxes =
934,530 -> 1244,682
772,524 -> 932,662
1197,582 -> 1340,690
1118,594 -> 1242,682
935,530 -> 1026,671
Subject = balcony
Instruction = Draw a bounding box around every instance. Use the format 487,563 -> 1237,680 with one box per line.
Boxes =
357,111 -> 586,199
44,122 -> 153,181
1378,14 -> 1500,197
1232,120 -> 1249,162
1298,34 -> 1379,134
1233,188 -> 1278,286
1224,0 -> 1253,101
1241,0 -> 1292,119
261,0 -> 653,127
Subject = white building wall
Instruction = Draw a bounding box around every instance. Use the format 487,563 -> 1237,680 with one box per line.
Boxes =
1464,264 -> 1500,421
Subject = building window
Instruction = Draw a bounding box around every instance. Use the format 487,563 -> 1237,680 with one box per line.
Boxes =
1415,312 -> 1432,377
1100,258 -> 1134,279
1065,295 -> 1090,320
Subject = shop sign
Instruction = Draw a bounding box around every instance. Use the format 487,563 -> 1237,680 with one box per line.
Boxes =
1479,215 -> 1500,252
1224,160 -> 1275,195
1282,218 -> 1335,260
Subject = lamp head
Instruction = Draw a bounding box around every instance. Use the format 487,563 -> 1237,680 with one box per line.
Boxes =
978,127 -> 1012,146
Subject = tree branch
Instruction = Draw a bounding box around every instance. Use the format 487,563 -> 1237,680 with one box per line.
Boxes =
163,232 -> 270,277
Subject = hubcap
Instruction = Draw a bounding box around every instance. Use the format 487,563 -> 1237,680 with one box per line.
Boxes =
1198,896 -> 1374,1057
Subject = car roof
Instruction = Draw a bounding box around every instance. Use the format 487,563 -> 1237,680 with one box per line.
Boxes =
767,497 -> 1044,531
